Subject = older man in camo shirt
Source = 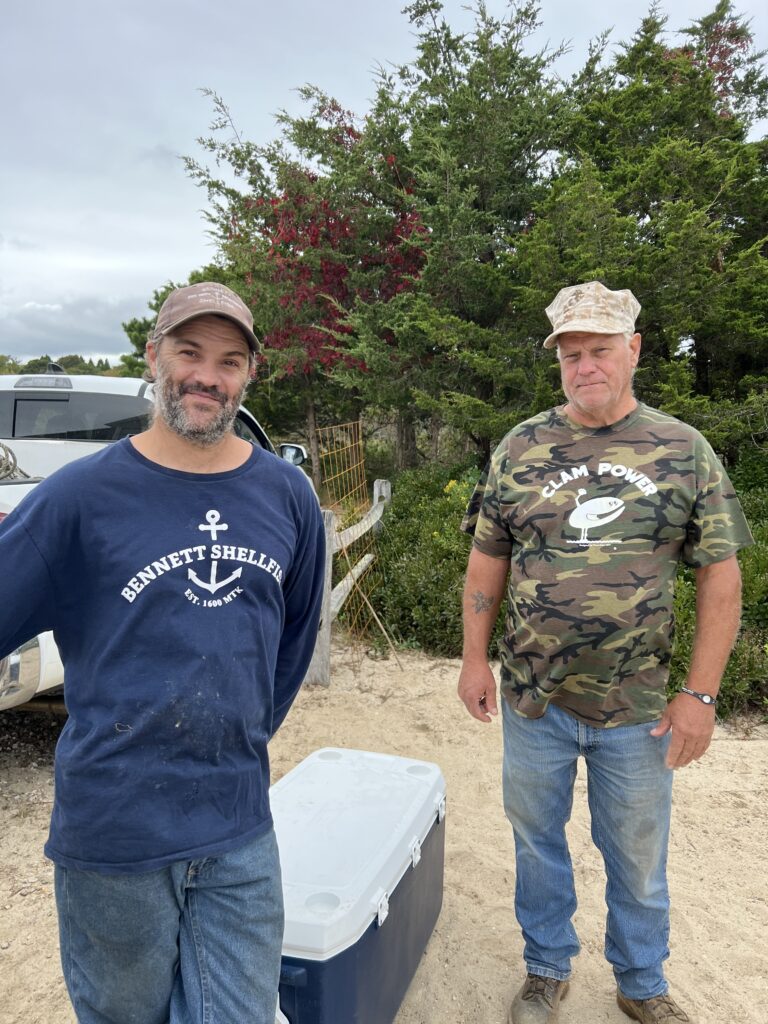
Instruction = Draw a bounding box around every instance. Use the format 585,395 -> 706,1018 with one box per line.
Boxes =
458,281 -> 752,1024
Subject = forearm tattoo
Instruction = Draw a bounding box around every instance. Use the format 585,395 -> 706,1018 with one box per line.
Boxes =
471,590 -> 495,614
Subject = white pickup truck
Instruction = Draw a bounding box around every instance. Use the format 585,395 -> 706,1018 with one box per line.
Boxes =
0,372 -> 306,711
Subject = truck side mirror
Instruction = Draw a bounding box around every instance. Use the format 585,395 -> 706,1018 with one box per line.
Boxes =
279,443 -> 308,467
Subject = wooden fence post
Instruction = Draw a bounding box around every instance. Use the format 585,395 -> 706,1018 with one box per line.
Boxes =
303,509 -> 337,686
302,480 -> 391,688
373,479 -> 391,506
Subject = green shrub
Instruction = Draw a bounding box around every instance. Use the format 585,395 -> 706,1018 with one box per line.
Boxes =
371,465 -> 475,655
374,466 -> 767,718
737,487 -> 768,528
364,438 -> 397,489
668,561 -> 768,718
739,526 -> 768,631
730,451 -> 768,494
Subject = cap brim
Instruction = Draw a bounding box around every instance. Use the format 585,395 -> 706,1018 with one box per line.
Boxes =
157,311 -> 261,354
542,320 -> 627,349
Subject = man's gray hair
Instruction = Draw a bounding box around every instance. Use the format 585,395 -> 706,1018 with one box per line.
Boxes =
555,332 -> 634,358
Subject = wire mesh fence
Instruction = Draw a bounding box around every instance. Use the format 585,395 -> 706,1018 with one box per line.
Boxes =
315,420 -> 380,648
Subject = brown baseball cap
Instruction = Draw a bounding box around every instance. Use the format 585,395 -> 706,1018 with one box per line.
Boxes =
152,282 -> 261,353
543,281 -> 640,349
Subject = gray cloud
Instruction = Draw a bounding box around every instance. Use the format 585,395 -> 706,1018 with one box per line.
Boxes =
0,294 -> 150,363
0,235 -> 41,252
137,145 -> 183,169
1,0 -> 765,365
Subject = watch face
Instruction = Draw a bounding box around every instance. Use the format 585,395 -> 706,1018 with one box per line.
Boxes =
683,687 -> 715,704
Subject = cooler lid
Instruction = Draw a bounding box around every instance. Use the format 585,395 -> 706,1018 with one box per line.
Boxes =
271,747 -> 445,960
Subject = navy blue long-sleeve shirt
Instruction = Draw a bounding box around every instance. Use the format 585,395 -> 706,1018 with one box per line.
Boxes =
0,438 -> 324,873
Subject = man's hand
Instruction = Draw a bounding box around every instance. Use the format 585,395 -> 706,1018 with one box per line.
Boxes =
458,659 -> 498,723
650,693 -> 716,769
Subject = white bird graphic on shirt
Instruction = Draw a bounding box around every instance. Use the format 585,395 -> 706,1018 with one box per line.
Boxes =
568,489 -> 624,542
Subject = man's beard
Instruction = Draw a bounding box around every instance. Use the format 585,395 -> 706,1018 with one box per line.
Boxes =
153,362 -> 248,447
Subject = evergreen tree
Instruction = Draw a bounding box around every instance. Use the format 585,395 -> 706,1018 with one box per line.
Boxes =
545,2 -> 768,394
0,355 -> 22,374
127,1 -> 767,468
341,0 -> 568,463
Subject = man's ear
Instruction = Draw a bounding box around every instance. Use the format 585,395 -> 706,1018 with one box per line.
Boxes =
146,339 -> 159,376
629,332 -> 642,366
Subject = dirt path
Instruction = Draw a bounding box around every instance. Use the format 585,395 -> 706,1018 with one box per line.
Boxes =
1,647 -> 765,1024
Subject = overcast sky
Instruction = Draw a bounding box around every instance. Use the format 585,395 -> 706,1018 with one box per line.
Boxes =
2,0 -> 766,364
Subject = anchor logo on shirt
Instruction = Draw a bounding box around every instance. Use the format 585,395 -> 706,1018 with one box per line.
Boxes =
188,510 -> 243,594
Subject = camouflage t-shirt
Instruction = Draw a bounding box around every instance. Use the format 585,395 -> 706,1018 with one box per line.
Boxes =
461,403 -> 753,727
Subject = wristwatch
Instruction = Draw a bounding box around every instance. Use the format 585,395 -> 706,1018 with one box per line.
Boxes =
680,686 -> 717,707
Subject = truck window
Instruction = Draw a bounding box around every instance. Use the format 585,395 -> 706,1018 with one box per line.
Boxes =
1,393 -> 153,441
233,412 -> 273,452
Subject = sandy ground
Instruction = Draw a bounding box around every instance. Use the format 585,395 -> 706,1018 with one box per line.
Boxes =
1,644 -> 766,1024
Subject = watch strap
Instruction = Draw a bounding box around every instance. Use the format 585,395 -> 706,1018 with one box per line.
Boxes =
680,685 -> 717,706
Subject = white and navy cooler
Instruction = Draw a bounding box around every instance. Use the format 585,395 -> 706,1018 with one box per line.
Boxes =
270,748 -> 446,1024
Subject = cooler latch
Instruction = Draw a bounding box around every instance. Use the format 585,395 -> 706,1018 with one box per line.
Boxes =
436,795 -> 446,822
372,888 -> 389,927
409,837 -> 422,868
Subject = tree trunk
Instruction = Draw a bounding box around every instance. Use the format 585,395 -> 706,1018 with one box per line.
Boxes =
305,390 -> 322,493
395,408 -> 418,471
692,336 -> 711,396
429,413 -> 441,463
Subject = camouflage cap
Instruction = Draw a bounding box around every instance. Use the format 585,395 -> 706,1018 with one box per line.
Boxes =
543,281 -> 641,349
152,282 -> 261,353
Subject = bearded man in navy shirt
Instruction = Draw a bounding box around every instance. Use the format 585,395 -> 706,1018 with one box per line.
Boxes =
0,282 -> 325,1024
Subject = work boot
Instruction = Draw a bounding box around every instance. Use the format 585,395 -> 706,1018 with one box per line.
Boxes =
617,989 -> 693,1023
507,974 -> 569,1024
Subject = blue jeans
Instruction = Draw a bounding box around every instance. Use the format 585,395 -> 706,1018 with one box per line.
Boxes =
54,829 -> 284,1024
502,699 -> 673,1001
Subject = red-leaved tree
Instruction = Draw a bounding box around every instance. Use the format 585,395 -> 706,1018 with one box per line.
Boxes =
186,90 -> 427,486
241,179 -> 426,484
